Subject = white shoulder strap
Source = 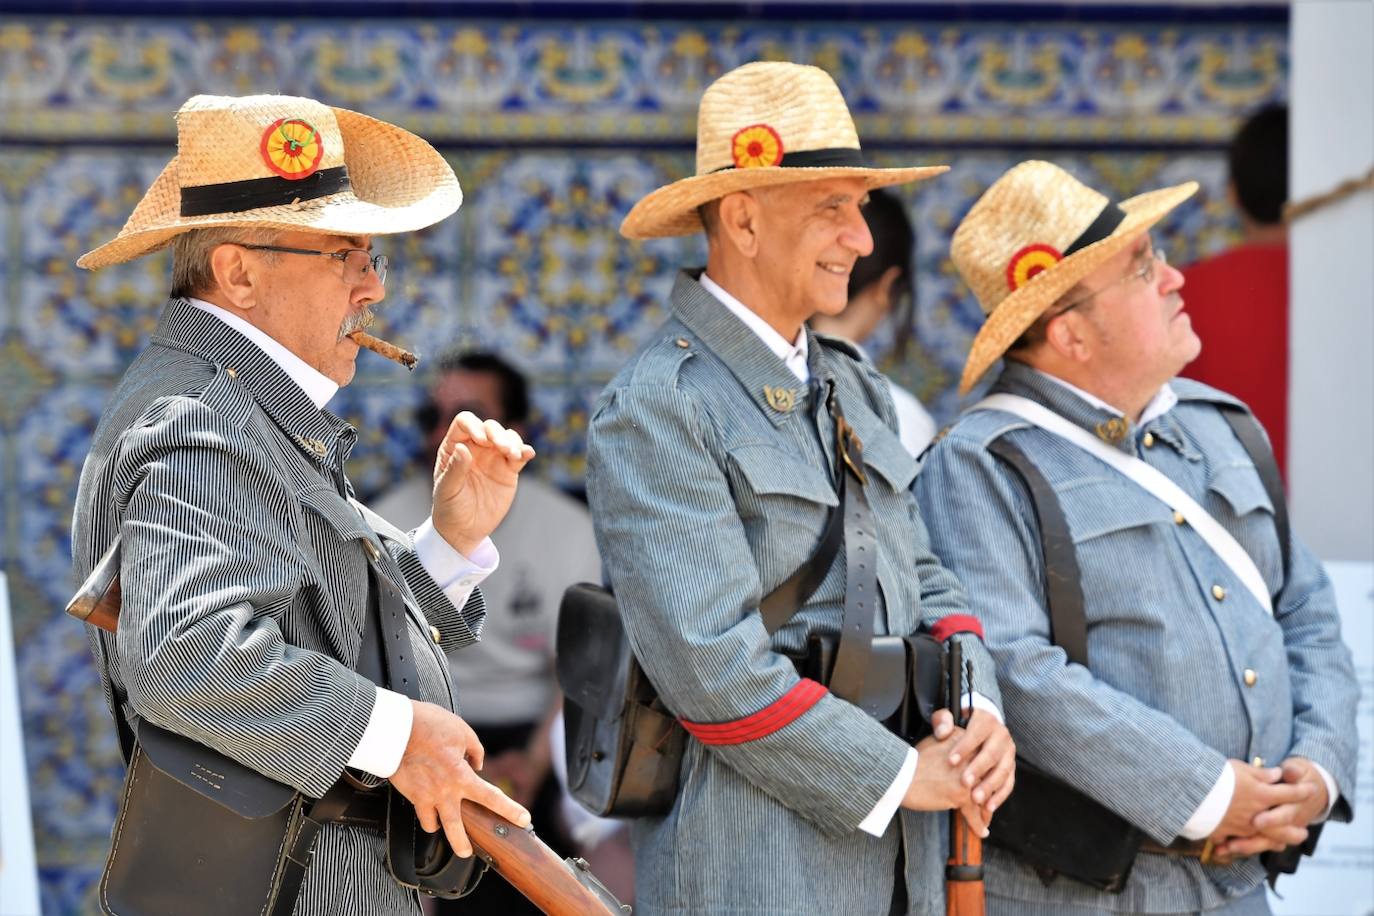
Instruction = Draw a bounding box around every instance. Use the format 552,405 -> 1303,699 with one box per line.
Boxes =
974,393 -> 1273,614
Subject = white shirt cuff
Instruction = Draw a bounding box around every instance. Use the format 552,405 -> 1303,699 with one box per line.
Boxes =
1311,761 -> 1339,821
967,692 -> 1003,724
346,686 -> 414,779
412,516 -> 499,607
1179,760 -> 1235,839
859,747 -> 920,836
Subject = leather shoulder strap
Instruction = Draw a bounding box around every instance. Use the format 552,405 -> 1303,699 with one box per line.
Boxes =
988,436 -> 1090,669
1217,405 -> 1291,590
758,490 -> 844,634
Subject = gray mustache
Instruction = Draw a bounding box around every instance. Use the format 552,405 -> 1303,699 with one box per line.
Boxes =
338,308 -> 375,340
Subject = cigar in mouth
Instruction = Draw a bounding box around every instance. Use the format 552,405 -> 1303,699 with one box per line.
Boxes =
347,330 -> 418,370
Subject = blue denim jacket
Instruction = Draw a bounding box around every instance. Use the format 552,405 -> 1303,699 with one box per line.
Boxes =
915,360 -> 1358,913
587,271 -> 1002,916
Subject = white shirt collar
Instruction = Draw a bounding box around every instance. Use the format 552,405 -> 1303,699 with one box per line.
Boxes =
187,297 -> 339,409
699,273 -> 810,383
1033,368 -> 1178,427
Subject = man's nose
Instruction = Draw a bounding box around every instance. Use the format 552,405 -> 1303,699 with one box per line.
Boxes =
842,206 -> 874,257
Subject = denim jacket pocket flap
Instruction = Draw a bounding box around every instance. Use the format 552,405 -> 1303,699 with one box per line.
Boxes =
1207,463 -> 1274,518
857,428 -> 918,493
730,444 -> 839,507
1059,479 -> 1173,543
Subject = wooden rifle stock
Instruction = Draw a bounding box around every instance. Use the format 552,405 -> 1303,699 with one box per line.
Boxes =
464,801 -> 628,915
945,642 -> 985,916
65,536 -> 122,634
66,536 -> 630,914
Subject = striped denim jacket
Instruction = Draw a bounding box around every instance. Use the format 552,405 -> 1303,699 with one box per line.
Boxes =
586,271 -> 1002,916
72,298 -> 484,915
914,361 -> 1358,914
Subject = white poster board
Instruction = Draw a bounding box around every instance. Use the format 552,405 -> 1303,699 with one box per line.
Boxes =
0,572 -> 42,916
1271,562 -> 1374,916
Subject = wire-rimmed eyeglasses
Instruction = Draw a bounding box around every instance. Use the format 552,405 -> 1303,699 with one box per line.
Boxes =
1055,242 -> 1167,315
238,244 -> 388,287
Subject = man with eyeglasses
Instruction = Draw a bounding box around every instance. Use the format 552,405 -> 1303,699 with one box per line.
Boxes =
914,162 -> 1358,915
71,94 -> 533,914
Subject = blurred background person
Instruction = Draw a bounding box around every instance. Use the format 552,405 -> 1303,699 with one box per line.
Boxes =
1181,104 -> 1291,475
810,188 -> 937,456
372,349 -> 603,915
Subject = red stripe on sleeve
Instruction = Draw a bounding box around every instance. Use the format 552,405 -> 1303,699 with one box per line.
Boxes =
931,614 -> 984,642
679,678 -> 828,746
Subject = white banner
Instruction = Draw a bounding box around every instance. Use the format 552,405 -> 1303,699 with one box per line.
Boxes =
1271,562 -> 1374,916
0,572 -> 42,916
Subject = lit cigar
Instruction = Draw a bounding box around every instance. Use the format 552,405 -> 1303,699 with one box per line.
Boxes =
348,330 -> 418,370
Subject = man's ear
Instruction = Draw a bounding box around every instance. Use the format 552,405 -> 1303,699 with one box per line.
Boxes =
1045,310 -> 1092,363
208,242 -> 257,310
717,191 -> 761,258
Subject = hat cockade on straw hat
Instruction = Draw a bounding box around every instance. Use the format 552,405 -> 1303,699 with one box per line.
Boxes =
620,61 -> 948,239
78,94 -> 462,270
951,160 -> 1198,395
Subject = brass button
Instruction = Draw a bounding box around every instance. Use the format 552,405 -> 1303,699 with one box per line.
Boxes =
225,366 -> 238,379
1252,756 -> 1265,767
675,337 -> 690,349
362,540 -> 380,561
1212,584 -> 1226,601
1142,432 -> 1155,448
1173,511 -> 1186,525
1243,668 -> 1258,687
429,625 -> 442,645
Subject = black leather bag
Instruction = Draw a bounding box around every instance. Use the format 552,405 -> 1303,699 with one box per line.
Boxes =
556,583 -> 687,818
100,721 -> 313,916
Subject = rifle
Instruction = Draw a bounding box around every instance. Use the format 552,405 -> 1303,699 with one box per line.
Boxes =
68,536 -> 630,916
945,640 -> 985,916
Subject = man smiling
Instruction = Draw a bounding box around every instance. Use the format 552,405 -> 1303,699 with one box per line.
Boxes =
587,62 -> 1016,915
71,94 -> 532,914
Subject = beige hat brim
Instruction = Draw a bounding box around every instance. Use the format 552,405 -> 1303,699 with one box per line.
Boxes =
77,107 -> 462,270
957,180 -> 1199,396
621,164 -> 949,239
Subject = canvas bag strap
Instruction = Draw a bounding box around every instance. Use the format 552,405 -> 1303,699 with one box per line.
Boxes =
974,394 -> 1272,613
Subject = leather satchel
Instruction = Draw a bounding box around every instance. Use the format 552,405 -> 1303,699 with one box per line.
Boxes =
100,721 -> 316,916
557,583 -> 688,818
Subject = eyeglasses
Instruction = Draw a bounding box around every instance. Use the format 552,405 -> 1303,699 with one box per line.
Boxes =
1055,243 -> 1167,314
238,244 -> 388,287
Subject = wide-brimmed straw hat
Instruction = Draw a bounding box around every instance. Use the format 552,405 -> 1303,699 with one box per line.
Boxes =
78,94 -> 462,269
951,160 -> 1197,395
621,61 -> 947,239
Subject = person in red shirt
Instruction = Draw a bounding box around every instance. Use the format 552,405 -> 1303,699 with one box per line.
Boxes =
1182,104 -> 1291,476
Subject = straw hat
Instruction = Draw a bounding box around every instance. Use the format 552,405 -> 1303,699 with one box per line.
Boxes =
621,61 -> 947,239
951,160 -> 1198,395
78,94 -> 462,269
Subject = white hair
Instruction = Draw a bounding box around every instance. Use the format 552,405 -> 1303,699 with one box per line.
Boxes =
170,226 -> 282,298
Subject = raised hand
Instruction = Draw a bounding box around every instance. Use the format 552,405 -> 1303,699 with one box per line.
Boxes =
432,411 -> 535,555
389,700 -> 532,859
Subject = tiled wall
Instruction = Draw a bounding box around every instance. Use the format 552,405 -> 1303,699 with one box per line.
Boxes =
0,12 -> 1284,912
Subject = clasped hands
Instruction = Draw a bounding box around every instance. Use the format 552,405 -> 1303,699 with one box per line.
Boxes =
1205,756 -> 1328,865
902,708 -> 1016,838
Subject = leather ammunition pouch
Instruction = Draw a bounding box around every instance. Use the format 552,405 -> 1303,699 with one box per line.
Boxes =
785,632 -> 944,745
